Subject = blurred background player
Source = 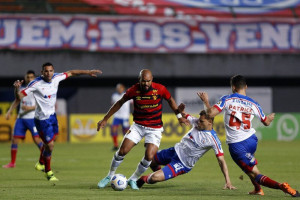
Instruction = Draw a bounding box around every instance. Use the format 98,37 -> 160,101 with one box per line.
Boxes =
110,83 -> 131,150
14,62 -> 102,181
97,69 -> 189,190
137,93 -> 236,190
205,75 -> 299,197
3,70 -> 44,169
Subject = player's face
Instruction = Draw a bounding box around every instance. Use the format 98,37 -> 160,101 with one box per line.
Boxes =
42,65 -> 54,82
116,85 -> 125,94
196,115 -> 212,131
24,73 -> 35,84
139,74 -> 153,92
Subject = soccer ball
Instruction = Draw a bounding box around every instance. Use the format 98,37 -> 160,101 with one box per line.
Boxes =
111,174 -> 127,191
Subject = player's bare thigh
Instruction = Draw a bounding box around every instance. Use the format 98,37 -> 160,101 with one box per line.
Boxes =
144,143 -> 158,161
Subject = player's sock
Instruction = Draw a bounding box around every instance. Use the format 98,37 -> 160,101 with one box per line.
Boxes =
129,157 -> 151,181
107,151 -> 124,177
11,144 -> 18,164
39,146 -> 45,164
251,178 -> 262,191
42,150 -> 52,172
112,135 -> 118,148
255,174 -> 280,189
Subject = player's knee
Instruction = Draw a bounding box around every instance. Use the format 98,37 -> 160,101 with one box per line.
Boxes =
149,173 -> 162,183
118,147 -> 129,156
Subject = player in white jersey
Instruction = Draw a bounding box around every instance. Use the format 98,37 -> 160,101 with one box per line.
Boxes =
137,92 -> 236,190
13,62 -> 102,181
3,70 -> 44,169
110,83 -> 131,150
205,75 -> 299,197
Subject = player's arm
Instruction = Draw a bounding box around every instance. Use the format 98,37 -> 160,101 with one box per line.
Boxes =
65,69 -> 102,78
21,105 -> 36,112
97,95 -> 127,131
197,92 -> 211,109
13,80 -> 26,101
216,155 -> 236,190
167,97 -> 190,126
262,113 -> 275,126
5,99 -> 20,120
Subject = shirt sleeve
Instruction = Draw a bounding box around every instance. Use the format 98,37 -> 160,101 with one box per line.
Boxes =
186,114 -> 197,124
252,102 -> 267,122
21,81 -> 37,96
213,95 -> 227,112
52,73 -> 68,83
161,85 -> 171,100
210,132 -> 224,157
124,85 -> 135,100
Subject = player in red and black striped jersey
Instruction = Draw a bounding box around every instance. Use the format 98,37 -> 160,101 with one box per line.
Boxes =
97,69 -> 189,190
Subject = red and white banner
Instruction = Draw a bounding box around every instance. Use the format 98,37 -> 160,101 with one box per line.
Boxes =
1,14 -> 300,53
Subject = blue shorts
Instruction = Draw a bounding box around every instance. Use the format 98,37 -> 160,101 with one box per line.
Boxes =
111,118 -> 129,136
34,114 -> 59,144
154,147 -> 191,180
228,134 -> 258,173
13,118 -> 39,138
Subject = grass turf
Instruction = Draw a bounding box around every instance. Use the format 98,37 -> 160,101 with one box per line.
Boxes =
0,141 -> 299,200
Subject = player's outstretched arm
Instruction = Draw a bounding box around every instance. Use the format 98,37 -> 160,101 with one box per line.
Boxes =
66,69 -> 102,78
97,96 -> 127,131
197,92 -> 211,109
262,113 -> 275,126
216,155 -> 237,190
13,80 -> 25,101
167,97 -> 190,126
5,99 -> 20,120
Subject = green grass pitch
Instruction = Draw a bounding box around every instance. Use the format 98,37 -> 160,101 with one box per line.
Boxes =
0,141 -> 299,200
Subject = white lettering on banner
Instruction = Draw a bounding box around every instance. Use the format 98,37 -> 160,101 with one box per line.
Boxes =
99,21 -> 133,48
0,19 -> 17,45
19,20 -> 47,47
260,23 -> 290,49
235,24 -> 259,49
134,22 -> 161,48
199,24 -> 233,49
48,20 -> 88,47
291,24 -> 300,49
1,15 -> 300,52
163,23 -> 190,48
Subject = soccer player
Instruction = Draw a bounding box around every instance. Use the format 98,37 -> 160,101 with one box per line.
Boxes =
110,83 -> 131,150
3,70 -> 44,169
204,75 -> 299,197
137,92 -> 236,190
13,62 -> 102,181
97,69 -> 189,190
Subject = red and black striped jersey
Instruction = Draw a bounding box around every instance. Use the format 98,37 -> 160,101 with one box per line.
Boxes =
124,82 -> 171,128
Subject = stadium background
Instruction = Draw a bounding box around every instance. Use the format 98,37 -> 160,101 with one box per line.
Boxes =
1,0 -> 300,144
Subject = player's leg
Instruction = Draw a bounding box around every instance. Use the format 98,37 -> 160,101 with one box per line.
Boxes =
128,128 -> 162,190
98,125 -> 141,188
111,118 -> 121,150
3,119 -> 26,168
137,148 -> 191,188
26,119 -> 43,151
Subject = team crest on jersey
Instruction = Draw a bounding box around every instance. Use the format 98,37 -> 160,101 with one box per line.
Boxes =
216,100 -> 222,106
153,95 -> 157,100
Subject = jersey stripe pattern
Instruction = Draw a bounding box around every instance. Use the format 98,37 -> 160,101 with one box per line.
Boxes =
124,82 -> 171,128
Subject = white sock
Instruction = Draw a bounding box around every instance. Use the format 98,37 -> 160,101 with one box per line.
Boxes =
107,151 -> 124,177
129,157 -> 152,181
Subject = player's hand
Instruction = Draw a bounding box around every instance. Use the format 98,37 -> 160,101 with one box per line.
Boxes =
197,92 -> 208,103
268,113 -> 275,122
89,70 -> 102,77
5,112 -> 11,120
97,119 -> 107,131
223,183 -> 237,190
178,117 -> 190,126
178,103 -> 185,113
13,80 -> 23,89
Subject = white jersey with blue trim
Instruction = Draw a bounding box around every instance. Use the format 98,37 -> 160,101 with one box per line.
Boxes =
213,93 -> 267,144
174,115 -> 224,169
18,86 -> 36,119
21,73 -> 68,120
111,92 -> 130,120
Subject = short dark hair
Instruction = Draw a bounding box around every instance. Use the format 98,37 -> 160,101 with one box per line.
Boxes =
42,62 -> 54,70
230,75 -> 247,90
199,110 -> 214,123
26,70 -> 35,76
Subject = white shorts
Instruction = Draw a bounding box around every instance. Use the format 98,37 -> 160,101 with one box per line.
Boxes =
125,123 -> 163,148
